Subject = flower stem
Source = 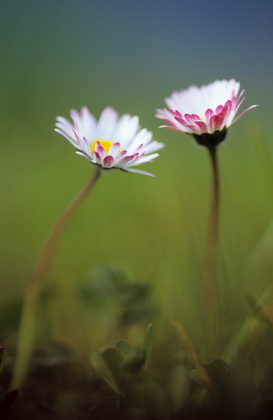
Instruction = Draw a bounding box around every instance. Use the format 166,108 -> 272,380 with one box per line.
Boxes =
172,320 -> 218,399
11,168 -> 101,390
206,146 -> 221,356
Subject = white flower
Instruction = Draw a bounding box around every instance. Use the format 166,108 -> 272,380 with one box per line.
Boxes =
156,79 -> 257,147
55,106 -> 164,176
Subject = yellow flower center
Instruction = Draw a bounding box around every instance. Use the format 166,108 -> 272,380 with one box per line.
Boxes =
91,139 -> 114,154
200,115 -> 205,121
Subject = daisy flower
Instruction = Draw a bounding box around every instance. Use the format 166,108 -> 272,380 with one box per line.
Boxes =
156,79 -> 257,147
55,106 -> 164,177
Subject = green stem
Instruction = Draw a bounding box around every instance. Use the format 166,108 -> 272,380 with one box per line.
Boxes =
11,168 -> 101,389
206,146 -> 221,356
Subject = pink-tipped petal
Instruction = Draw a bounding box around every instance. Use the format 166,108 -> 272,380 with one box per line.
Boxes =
184,124 -> 197,131
205,108 -> 214,122
56,105 -> 163,175
54,128 -> 77,146
159,125 -> 185,132
169,109 -> 182,117
136,143 -> 144,151
73,130 -> 83,146
94,151 -> 102,165
126,168 -> 156,177
234,96 -> 246,114
103,155 -> 114,168
96,143 -> 106,159
237,89 -> 245,103
222,100 -> 232,116
210,114 -> 224,132
156,79 -> 257,139
184,114 -> 193,123
118,153 -> 139,166
109,142 -> 121,155
194,121 -> 208,131
190,114 -> 201,121
158,117 -> 175,125
233,104 -> 258,124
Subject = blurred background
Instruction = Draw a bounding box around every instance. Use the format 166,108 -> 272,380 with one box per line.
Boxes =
1,0 -> 273,357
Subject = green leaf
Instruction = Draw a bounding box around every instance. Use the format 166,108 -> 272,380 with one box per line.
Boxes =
123,353 -> 145,375
91,348 -> 124,394
0,347 -> 7,375
205,359 -> 227,392
115,339 -> 145,375
189,369 -> 203,386
143,323 -> 154,370
223,341 -> 239,364
137,380 -> 168,418
114,339 -> 136,359
168,365 -> 188,411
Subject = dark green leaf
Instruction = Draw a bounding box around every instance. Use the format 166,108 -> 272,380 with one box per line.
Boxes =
0,347 -> 7,375
123,353 -> 145,375
114,339 -> 136,359
168,365 -> 188,411
143,323 -> 154,370
91,348 -> 124,394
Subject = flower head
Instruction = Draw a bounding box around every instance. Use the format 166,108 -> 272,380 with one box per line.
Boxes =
156,79 -> 257,147
55,106 -> 164,176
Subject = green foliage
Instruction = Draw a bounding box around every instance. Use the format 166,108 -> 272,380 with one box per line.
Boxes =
91,346 -> 124,394
1,304 -> 273,418
80,266 -> 158,329
143,323 -> 153,370
167,365 -> 188,412
91,325 -> 153,395
90,325 -> 171,418
0,347 -> 7,376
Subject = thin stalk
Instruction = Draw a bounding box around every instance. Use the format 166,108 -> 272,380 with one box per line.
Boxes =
206,146 -> 221,356
172,320 -> 217,399
11,168 -> 101,390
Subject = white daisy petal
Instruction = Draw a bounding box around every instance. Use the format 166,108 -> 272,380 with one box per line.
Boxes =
112,114 -> 140,146
126,128 -> 153,153
54,128 -> 78,146
125,168 -> 156,177
130,153 -> 159,166
55,106 -> 164,176
80,107 -> 97,139
143,141 -> 165,155
96,107 -> 119,139
108,142 -> 121,158
156,79 -> 257,147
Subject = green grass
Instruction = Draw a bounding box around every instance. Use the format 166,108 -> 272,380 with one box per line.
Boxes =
2,118 -> 273,419
1,119 -> 273,358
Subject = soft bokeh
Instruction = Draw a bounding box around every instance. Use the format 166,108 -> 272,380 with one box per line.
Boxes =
1,0 -> 273,354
